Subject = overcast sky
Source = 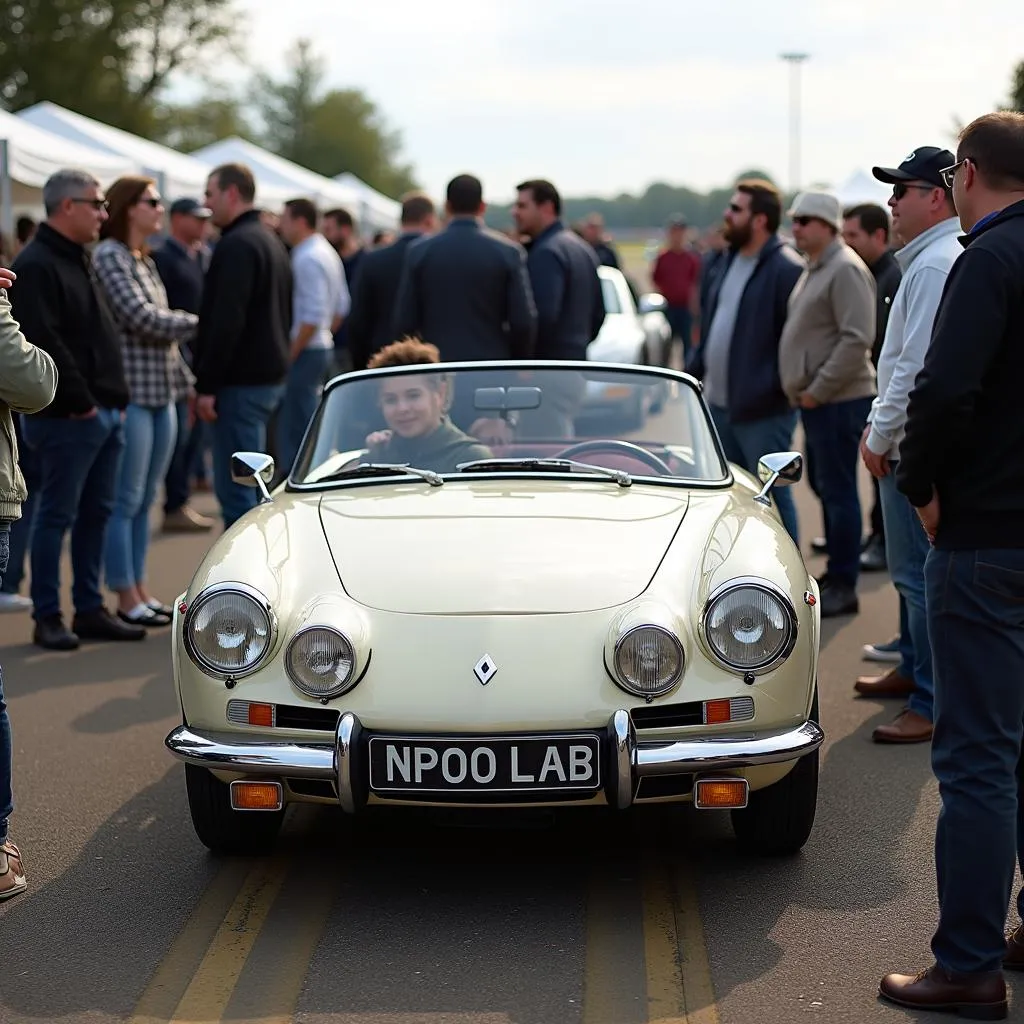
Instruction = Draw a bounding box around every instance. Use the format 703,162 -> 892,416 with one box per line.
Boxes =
234,0 -> 1020,202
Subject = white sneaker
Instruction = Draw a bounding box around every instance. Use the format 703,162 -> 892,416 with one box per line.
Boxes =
0,593 -> 31,614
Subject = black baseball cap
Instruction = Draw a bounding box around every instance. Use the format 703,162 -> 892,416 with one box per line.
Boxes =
169,197 -> 212,218
872,146 -> 956,189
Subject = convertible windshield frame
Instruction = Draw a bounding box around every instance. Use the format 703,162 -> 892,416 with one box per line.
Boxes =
284,359 -> 733,494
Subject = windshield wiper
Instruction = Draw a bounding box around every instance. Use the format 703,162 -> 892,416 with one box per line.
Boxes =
455,457 -> 631,487
317,462 -> 444,487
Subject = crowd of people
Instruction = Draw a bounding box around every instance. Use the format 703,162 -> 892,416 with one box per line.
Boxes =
4,107 -> 1024,1022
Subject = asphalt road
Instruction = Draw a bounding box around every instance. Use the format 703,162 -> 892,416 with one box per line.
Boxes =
0,405 -> 1017,1024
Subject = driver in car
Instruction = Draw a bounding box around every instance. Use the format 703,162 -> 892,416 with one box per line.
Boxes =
364,338 -> 494,472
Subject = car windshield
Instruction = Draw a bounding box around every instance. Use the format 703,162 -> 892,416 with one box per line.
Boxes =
289,363 -> 728,488
600,276 -> 622,314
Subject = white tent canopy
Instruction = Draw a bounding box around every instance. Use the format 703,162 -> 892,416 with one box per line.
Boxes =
333,172 -> 400,232
0,106 -> 140,234
835,169 -> 893,209
191,137 -> 361,216
17,101 -> 214,204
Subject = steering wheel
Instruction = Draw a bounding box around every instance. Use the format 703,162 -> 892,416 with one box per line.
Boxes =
555,439 -> 674,475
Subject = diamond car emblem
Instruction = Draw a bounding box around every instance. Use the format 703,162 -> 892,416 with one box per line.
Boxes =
474,654 -> 498,685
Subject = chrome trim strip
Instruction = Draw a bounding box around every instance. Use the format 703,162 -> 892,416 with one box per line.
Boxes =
635,720 -> 823,776
165,725 -> 334,778
335,712 -> 359,814
611,710 -> 637,809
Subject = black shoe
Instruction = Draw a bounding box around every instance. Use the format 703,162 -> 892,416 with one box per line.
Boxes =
117,607 -> 171,627
860,535 -> 887,572
810,536 -> 828,555
33,615 -> 80,651
72,607 -> 146,642
819,580 -> 859,618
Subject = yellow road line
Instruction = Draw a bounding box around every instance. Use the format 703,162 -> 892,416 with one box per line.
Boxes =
671,860 -> 719,1024
582,864 -> 640,1024
128,859 -> 253,1024
167,854 -> 290,1024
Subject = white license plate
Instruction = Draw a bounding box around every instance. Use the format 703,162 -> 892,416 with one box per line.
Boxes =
367,734 -> 603,794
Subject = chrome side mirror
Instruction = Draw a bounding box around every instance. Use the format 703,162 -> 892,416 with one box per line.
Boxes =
637,292 -> 668,316
753,451 -> 802,506
231,452 -> 276,503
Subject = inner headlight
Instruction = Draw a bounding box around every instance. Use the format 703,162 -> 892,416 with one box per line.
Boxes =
285,626 -> 356,700
703,581 -> 796,673
614,625 -> 684,698
185,584 -> 276,678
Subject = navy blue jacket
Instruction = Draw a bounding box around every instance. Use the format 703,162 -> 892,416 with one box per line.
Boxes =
688,236 -> 805,423
527,220 -> 606,360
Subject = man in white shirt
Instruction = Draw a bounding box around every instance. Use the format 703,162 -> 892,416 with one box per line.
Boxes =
858,146 -> 963,744
278,198 -> 349,472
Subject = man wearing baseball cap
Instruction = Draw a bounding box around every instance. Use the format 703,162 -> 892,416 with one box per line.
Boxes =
779,191 -> 877,617
853,146 -> 961,745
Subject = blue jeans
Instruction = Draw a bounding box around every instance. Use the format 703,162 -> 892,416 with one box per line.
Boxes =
801,397 -> 872,588
23,409 -> 125,621
164,399 -> 210,512
1,415 -> 38,596
278,348 -> 332,474
0,521 -> 13,842
896,593 -> 914,677
212,385 -> 284,529
879,467 -> 934,720
104,404 -> 177,591
709,404 -> 799,544
927,547 -> 1024,975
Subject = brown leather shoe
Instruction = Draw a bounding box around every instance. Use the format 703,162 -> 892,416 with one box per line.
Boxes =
855,667 -> 914,698
1004,925 -> 1024,971
872,708 -> 933,744
879,964 -> 1007,1019
163,505 -> 215,533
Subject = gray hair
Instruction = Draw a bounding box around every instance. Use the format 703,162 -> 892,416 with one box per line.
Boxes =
43,169 -> 102,217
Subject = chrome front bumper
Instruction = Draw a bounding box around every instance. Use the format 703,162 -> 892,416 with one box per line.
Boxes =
165,710 -> 825,812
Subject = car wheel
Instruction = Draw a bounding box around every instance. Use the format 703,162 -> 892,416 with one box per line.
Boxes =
185,765 -> 285,855
730,690 -> 820,857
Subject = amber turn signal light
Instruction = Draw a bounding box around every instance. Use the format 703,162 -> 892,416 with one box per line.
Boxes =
693,777 -> 749,809
229,780 -> 283,811
247,702 -> 275,727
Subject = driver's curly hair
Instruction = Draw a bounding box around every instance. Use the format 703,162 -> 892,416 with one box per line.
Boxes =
367,337 -> 440,369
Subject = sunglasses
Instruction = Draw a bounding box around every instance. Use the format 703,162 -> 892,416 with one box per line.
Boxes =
892,182 -> 939,200
791,216 -> 815,227
139,196 -> 163,208
727,202 -> 745,214
938,158 -> 969,189
70,198 -> 108,211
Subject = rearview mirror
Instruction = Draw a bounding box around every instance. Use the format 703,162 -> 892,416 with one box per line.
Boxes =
753,451 -> 802,507
638,292 -> 668,315
474,386 -> 543,413
231,451 -> 276,502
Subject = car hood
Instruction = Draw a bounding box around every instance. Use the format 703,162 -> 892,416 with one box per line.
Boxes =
318,482 -> 689,614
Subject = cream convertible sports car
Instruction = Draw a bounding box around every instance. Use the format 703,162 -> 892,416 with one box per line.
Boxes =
166,362 -> 823,857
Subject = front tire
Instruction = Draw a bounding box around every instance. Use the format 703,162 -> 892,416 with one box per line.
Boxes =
185,765 -> 285,855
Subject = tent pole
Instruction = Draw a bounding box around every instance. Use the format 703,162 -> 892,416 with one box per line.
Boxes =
0,139 -> 13,247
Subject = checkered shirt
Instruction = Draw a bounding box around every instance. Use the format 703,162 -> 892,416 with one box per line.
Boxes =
91,239 -> 198,407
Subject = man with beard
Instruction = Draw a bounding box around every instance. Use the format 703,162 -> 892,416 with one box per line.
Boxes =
688,178 -> 805,542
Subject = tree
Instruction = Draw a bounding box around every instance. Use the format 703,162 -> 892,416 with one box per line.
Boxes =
153,89 -> 254,152
0,0 -> 240,136
1009,59 -> 1024,111
253,38 -> 417,198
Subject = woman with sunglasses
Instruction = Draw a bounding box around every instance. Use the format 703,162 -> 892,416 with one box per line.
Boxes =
92,176 -> 198,627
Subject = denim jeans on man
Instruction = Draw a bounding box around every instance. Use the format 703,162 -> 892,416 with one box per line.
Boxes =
1,415 -> 37,598
104,404 -> 176,591
23,408 -> 125,620
212,385 -> 285,529
0,521 -> 14,842
926,547 -> 1024,975
878,466 -> 933,721
277,348 -> 332,475
709,404 -> 799,544
164,398 -> 210,513
800,397 -> 872,588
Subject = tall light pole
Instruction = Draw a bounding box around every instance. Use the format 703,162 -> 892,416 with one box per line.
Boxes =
780,52 -> 809,194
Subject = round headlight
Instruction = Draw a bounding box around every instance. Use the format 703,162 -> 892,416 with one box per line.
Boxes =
703,582 -> 796,673
186,584 -> 275,678
285,626 -> 356,700
613,625 -> 684,698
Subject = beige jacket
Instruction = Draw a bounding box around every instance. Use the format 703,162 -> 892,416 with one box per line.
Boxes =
0,291 -> 58,520
778,238 -> 878,406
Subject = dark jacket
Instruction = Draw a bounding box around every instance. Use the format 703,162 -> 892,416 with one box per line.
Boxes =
347,231 -> 423,370
192,209 -> 293,395
527,220 -> 606,360
393,218 -> 536,361
9,223 -> 130,417
592,240 -> 620,269
368,418 -> 493,474
896,199 -> 1024,549
869,248 -> 902,365
688,236 -> 805,423
151,238 -> 207,316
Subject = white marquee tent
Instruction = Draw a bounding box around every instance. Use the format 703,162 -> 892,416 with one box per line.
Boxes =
17,101 -> 217,204
835,169 -> 893,209
0,106 -> 140,235
333,172 -> 401,231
